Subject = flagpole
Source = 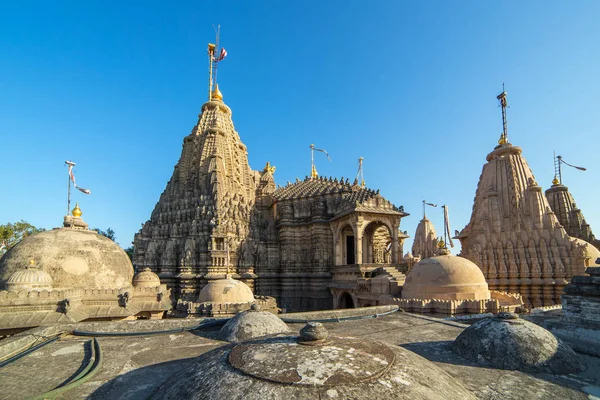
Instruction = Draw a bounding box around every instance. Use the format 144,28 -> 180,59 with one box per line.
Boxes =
214,25 -> 220,89
67,169 -> 71,215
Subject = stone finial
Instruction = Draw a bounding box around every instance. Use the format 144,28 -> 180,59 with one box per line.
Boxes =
298,322 -> 329,344
250,303 -> 261,311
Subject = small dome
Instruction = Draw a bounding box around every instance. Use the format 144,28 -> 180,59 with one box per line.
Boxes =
452,313 -> 584,374
219,305 -> 290,343
0,228 -> 134,290
133,268 -> 161,288
572,238 -> 600,267
198,277 -> 254,304
153,323 -> 476,400
402,254 -> 490,300
5,261 -> 53,291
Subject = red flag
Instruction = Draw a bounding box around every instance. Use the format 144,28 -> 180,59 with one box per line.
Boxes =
216,47 -> 227,62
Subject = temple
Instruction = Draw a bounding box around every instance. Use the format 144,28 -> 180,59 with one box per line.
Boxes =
456,90 -> 600,307
133,46 -> 410,313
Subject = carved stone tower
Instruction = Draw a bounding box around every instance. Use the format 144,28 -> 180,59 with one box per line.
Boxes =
456,91 -> 595,307
133,85 -> 260,304
411,217 -> 438,260
545,179 -> 600,251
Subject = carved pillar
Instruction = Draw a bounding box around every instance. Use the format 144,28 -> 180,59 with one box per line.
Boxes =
391,227 -> 399,264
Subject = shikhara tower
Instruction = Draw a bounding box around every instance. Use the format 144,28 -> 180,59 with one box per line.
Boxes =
456,90 -> 598,307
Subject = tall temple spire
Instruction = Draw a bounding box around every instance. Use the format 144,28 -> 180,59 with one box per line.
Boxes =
497,85 -> 509,145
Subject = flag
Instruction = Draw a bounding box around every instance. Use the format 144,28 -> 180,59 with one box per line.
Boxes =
67,163 -> 91,195
310,144 -> 331,161
215,47 -> 227,62
425,202 -> 437,207
443,205 -> 454,248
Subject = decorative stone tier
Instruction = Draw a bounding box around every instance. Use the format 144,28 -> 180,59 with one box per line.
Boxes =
546,266 -> 600,355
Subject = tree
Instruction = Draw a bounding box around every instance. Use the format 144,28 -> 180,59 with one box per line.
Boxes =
0,221 -> 45,257
93,227 -> 116,242
124,246 -> 134,262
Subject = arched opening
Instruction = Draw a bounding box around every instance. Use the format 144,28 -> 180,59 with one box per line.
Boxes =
339,225 -> 355,265
339,292 -> 355,309
362,221 -> 393,264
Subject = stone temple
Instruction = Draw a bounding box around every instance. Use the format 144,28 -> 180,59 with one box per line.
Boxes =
456,91 -> 600,308
133,84 -> 409,314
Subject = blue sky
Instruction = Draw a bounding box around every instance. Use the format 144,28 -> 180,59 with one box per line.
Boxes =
1,1 -> 599,252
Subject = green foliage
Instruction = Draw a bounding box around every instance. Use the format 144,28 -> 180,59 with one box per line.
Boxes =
93,227 -> 116,242
124,246 -> 134,261
0,220 -> 45,257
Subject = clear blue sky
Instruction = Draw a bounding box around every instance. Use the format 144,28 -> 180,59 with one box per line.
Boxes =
1,1 -> 599,252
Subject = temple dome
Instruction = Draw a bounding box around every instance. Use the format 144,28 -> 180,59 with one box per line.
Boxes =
0,228 -> 134,290
133,268 -> 161,288
452,313 -> 584,374
198,277 -> 254,304
218,305 -> 290,343
572,238 -> 600,266
5,261 -> 53,291
402,254 -> 490,300
153,323 -> 475,400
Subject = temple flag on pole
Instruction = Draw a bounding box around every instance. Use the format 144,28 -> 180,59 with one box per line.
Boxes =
216,47 -> 227,62
312,146 -> 331,161
68,164 -> 91,195
443,205 -> 454,248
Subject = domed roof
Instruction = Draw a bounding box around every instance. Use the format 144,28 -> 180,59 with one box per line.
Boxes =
5,261 -> 53,291
198,277 -> 254,304
572,238 -> 600,266
133,268 -> 161,288
153,322 -> 475,400
452,313 -> 584,374
402,254 -> 490,300
218,305 -> 290,343
0,228 -> 134,290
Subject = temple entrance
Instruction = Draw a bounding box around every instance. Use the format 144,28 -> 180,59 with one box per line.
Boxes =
339,292 -> 355,309
362,221 -> 393,264
346,235 -> 355,264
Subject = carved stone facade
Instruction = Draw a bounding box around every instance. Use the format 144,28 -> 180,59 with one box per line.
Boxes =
411,216 -> 439,260
134,90 -> 409,313
457,142 -> 597,307
545,182 -> 600,251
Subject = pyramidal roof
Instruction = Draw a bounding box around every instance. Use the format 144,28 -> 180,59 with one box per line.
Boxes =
456,92 -> 594,307
545,182 -> 600,250
411,216 -> 438,259
134,87 -> 259,282
272,176 -> 405,216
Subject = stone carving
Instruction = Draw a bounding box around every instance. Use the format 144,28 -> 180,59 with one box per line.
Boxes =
457,140 -> 597,307
133,90 -> 410,314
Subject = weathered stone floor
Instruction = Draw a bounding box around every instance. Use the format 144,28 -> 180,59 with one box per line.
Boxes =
0,311 -> 598,400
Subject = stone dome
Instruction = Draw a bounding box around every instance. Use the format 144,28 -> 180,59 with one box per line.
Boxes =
133,268 -> 161,288
5,262 -> 53,291
402,254 -> 490,300
572,238 -> 600,267
153,323 -> 476,400
198,277 -> 254,304
218,305 -> 290,343
452,313 -> 584,374
0,228 -> 134,290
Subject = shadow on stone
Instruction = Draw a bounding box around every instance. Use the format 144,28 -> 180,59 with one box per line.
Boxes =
89,357 -> 197,400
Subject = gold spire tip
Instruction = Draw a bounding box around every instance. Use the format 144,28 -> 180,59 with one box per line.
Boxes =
552,176 -> 560,185
311,164 -> 318,179
211,83 -> 223,101
72,203 -> 82,218
29,259 -> 35,265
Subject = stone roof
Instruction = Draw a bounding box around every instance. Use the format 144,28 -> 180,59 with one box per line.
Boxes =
273,176 -> 405,215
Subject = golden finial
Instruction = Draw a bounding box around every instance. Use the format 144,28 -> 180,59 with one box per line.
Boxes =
72,203 -> 82,218
211,84 -> 223,101
311,164 -> 318,179
498,133 -> 507,145
437,237 -> 445,248
263,162 -> 276,175
29,259 -> 35,265
552,175 -> 560,185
